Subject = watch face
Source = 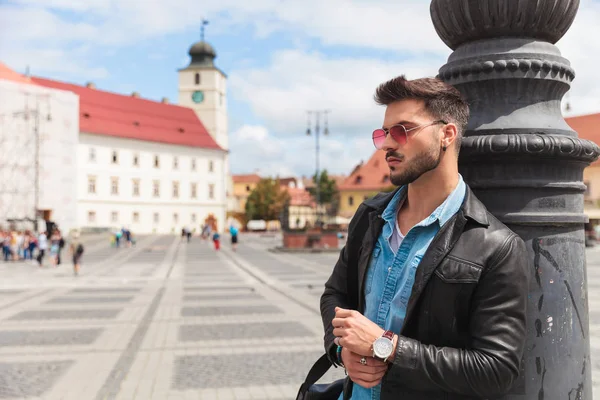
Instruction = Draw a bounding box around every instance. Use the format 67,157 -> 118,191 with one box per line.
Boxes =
373,337 -> 394,358
192,90 -> 204,104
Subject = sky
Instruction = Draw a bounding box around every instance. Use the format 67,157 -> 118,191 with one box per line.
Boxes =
1,0 -> 599,179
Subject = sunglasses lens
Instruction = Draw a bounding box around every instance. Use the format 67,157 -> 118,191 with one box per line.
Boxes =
389,125 -> 407,145
372,129 -> 386,149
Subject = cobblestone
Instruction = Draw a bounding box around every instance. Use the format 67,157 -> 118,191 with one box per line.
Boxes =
179,321 -> 315,341
0,328 -> 103,347
181,305 -> 282,317
0,361 -> 73,398
9,308 -> 122,320
47,296 -> 134,304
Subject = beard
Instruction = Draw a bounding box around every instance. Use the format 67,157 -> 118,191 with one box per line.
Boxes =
389,145 -> 442,187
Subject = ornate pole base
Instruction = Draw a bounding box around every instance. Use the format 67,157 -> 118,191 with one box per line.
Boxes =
430,1 -> 600,398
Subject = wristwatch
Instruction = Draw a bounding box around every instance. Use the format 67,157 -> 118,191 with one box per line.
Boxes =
372,330 -> 394,362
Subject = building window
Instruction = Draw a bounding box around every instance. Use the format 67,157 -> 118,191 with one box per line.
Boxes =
133,179 -> 140,197
153,180 -> 160,197
153,212 -> 159,223
154,155 -> 160,168
209,184 -> 215,199
355,176 -> 362,184
112,150 -> 118,164
88,211 -> 96,223
191,183 -> 197,199
209,160 -> 214,172
191,213 -> 196,223
173,181 -> 179,198
173,213 -> 179,223
133,154 -> 139,166
133,212 -> 140,223
111,211 -> 118,223
191,158 -> 196,171
246,185 -> 251,192
195,73 -> 200,85
111,177 -> 119,195
89,148 -> 96,162
173,157 -> 178,170
348,196 -> 354,206
88,176 -> 96,194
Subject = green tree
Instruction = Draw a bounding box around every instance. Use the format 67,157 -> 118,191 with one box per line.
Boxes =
245,178 -> 290,221
309,170 -> 340,215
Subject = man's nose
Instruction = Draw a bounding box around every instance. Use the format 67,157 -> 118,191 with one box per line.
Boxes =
381,131 -> 400,152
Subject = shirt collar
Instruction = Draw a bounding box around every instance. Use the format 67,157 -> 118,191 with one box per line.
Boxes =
381,175 -> 466,228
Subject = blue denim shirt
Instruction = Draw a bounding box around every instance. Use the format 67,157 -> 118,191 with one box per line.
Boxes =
344,175 -> 466,400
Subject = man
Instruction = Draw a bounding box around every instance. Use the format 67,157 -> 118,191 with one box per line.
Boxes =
321,76 -> 529,399
229,224 -> 239,252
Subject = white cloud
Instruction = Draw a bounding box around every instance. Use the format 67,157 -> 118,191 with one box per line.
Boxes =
229,49 -> 445,136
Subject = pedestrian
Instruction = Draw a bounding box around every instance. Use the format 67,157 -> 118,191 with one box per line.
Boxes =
69,231 -> 84,276
56,229 -> 65,265
317,76 -> 529,399
186,228 -> 192,243
229,224 -> 239,252
36,231 -> 48,267
212,231 -> 220,251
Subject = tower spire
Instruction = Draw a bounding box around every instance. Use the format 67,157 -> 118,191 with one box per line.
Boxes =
201,19 -> 209,42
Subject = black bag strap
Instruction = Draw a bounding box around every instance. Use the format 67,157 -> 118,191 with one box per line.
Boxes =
296,207 -> 371,400
296,354 -> 333,399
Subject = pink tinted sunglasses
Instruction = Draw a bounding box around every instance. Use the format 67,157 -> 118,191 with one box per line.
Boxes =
372,120 -> 446,149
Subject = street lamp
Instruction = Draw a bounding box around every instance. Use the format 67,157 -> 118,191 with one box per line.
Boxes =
305,110 -> 330,223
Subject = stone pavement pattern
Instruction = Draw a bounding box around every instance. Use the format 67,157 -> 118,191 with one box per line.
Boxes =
0,233 -> 599,399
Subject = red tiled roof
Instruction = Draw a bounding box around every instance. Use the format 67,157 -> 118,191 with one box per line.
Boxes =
285,187 -> 315,207
30,76 -> 222,150
339,151 -> 392,191
0,63 -> 35,85
232,174 -> 262,184
566,113 -> 600,166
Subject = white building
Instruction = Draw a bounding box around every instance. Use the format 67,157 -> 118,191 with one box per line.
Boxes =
0,63 -> 79,234
0,38 -> 231,235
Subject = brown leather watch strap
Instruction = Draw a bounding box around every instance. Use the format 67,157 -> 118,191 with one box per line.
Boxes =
382,330 -> 394,340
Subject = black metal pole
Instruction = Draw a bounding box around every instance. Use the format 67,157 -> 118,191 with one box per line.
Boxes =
315,111 -> 321,212
430,1 -> 599,398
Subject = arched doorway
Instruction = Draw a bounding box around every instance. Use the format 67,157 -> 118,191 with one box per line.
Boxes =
204,214 -> 218,232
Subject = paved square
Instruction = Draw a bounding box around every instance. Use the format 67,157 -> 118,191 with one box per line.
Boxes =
0,233 -> 598,399
0,328 -> 103,347
179,321 -> 316,341
0,361 -> 73,398
9,309 -> 122,320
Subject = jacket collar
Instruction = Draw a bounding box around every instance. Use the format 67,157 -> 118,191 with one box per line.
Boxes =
363,184 -> 489,227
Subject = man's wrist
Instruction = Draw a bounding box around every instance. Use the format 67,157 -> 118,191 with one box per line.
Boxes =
387,335 -> 399,363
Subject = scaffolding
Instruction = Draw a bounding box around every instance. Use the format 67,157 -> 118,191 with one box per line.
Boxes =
0,85 -> 52,231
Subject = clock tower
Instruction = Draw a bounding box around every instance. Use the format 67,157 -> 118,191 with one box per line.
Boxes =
178,35 -> 228,150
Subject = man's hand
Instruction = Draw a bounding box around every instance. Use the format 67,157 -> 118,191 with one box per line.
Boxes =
341,347 -> 388,389
332,307 -> 385,356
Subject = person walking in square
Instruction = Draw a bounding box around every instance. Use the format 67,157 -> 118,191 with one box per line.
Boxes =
212,231 -> 220,251
229,224 -> 239,252
321,76 -> 529,399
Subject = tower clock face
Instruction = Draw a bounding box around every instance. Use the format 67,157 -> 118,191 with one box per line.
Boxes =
191,90 -> 204,104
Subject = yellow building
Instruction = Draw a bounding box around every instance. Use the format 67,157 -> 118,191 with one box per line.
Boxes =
338,151 -> 393,218
231,174 -> 261,213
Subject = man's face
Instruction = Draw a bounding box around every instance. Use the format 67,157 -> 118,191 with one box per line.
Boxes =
381,99 -> 443,187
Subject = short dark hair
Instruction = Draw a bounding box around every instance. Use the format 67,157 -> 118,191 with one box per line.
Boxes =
374,75 -> 469,150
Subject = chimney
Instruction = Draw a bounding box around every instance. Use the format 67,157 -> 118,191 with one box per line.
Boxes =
131,91 -> 140,98
161,97 -> 169,104
86,82 -> 95,89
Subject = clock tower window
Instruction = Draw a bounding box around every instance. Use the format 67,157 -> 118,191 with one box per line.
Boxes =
195,73 -> 200,85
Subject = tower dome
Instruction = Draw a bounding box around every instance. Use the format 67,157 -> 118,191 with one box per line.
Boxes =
188,40 -> 216,67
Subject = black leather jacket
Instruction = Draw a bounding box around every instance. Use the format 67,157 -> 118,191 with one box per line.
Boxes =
321,186 -> 530,399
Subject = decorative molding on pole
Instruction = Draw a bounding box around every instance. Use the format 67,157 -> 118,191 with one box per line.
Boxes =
430,0 -> 599,398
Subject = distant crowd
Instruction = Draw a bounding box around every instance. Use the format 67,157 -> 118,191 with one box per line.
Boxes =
1,228 -> 85,274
